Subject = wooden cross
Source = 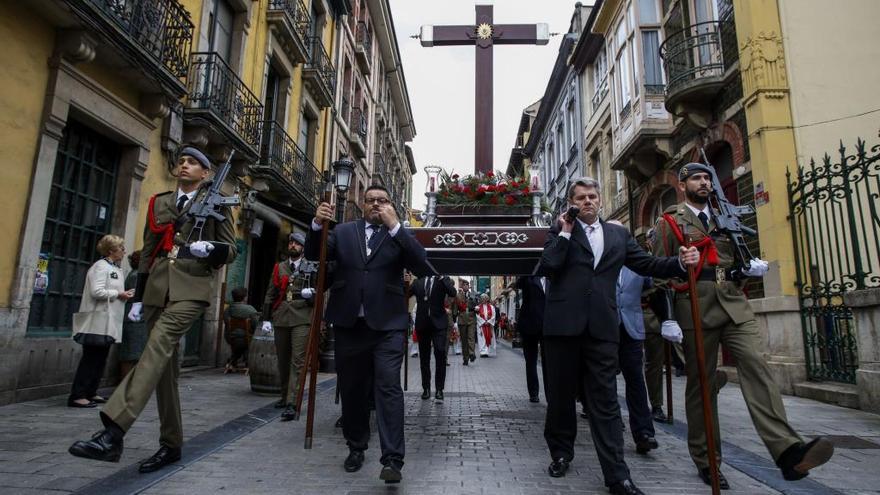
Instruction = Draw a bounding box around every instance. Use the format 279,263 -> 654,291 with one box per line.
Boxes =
420,2 -> 548,175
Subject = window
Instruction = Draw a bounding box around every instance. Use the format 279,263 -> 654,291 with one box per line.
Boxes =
642,31 -> 663,88
617,43 -> 632,107
594,48 -> 608,94
639,0 -> 659,23
566,99 -> 577,148
616,170 -> 625,194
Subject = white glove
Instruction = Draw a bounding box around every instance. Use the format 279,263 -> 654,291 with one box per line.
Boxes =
128,302 -> 143,322
189,241 -> 214,258
300,288 -> 315,299
261,321 -> 272,333
661,320 -> 683,344
742,258 -> 769,278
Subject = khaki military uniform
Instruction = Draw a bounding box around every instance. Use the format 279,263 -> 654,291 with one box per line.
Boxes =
653,202 -> 801,469
451,290 -> 478,363
103,190 -> 236,449
262,257 -> 315,404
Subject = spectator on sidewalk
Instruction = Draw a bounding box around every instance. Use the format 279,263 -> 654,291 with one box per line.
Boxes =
223,287 -> 258,372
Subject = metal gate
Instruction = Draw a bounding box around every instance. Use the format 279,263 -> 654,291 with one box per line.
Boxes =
786,139 -> 880,383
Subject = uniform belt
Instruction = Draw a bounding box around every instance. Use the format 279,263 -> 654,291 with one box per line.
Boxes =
165,246 -> 196,260
696,267 -> 728,283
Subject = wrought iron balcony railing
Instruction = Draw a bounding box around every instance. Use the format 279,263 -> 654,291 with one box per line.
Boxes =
644,84 -> 666,95
267,0 -> 310,64
186,52 -> 263,152
259,120 -> 321,205
303,36 -> 336,107
356,21 -> 373,59
77,0 -> 193,82
350,107 -> 368,140
373,152 -> 387,178
659,21 -> 725,96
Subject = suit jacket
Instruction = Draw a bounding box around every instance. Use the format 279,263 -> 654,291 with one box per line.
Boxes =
139,190 -> 237,307
516,276 -> 546,336
540,220 -> 685,342
653,202 -> 755,329
412,275 -> 456,332
304,219 -> 431,331
616,266 -> 652,340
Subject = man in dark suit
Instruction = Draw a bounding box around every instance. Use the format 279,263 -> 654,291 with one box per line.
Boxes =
539,177 -> 698,495
516,275 -> 546,403
307,185 -> 431,484
412,275 -> 456,401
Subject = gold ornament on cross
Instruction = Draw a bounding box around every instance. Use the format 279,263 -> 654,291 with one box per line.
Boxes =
476,23 -> 493,40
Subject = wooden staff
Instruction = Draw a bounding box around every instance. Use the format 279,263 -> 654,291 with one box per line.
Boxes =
293,177 -> 334,449
664,341 -> 674,424
683,224 -> 720,495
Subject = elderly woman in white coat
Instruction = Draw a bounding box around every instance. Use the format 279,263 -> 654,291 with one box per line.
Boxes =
68,235 -> 134,408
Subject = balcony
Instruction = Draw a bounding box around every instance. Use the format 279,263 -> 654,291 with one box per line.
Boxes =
349,107 -> 368,158
373,152 -> 388,184
185,52 -> 263,158
253,121 -> 321,210
355,21 -> 373,74
68,0 -> 193,97
303,37 -> 336,108
660,21 -> 727,121
266,0 -> 310,65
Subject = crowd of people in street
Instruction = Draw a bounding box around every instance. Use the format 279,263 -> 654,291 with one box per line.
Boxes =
62,145 -> 836,494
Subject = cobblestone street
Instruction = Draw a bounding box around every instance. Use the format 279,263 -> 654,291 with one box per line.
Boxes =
0,340 -> 878,494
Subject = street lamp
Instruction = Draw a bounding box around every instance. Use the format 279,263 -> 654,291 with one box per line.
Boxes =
423,165 -> 442,226
332,156 -> 355,222
528,161 -> 546,226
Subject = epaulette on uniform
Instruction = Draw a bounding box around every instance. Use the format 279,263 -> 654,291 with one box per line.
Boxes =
663,204 -> 679,215
154,191 -> 173,198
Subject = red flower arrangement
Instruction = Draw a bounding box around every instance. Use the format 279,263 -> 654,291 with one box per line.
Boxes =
436,170 -> 535,207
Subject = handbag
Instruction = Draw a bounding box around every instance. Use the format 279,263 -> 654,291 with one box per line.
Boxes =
72,265 -> 116,347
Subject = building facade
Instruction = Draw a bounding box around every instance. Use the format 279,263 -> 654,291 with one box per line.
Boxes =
0,0 -> 417,405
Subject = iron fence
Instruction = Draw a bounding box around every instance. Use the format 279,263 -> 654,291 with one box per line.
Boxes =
356,21 -> 373,57
306,36 -> 337,94
85,0 -> 193,78
787,139 -> 880,383
659,21 -> 725,95
350,106 -> 368,140
260,121 -> 321,206
267,0 -> 310,41
187,52 -> 263,150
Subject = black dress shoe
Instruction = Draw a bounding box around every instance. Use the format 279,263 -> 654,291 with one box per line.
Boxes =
529,396 -> 540,403
344,450 -> 364,472
67,400 -> 97,408
547,458 -> 570,477
463,360 -> 469,366
635,435 -> 659,454
435,390 -> 444,401
69,429 -> 123,462
698,467 -> 730,490
380,463 -> 402,483
651,406 -> 667,423
138,445 -> 181,473
280,404 -> 297,422
608,478 -> 645,495
273,399 -> 286,409
469,355 -> 475,362
776,437 -> 834,481
421,389 -> 431,400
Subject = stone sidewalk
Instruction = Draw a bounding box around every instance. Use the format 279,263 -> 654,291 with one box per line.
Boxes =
0,341 -> 877,494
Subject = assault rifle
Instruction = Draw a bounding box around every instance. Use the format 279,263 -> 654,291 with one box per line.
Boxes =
699,148 -> 756,270
185,149 -> 241,243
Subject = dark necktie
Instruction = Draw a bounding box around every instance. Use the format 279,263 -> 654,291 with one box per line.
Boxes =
698,211 -> 710,231
425,276 -> 433,300
176,195 -> 188,212
367,225 -> 381,253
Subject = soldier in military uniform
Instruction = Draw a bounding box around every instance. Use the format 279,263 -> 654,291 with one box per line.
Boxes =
261,231 -> 316,421
652,162 -> 833,488
69,146 -> 237,473
452,279 -> 478,365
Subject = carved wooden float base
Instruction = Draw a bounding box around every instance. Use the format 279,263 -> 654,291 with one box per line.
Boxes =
411,226 -> 546,275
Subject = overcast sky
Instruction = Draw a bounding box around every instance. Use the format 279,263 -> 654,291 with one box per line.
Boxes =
389,0 -> 592,210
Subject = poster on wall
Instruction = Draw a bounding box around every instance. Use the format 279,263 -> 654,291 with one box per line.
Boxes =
34,253 -> 49,295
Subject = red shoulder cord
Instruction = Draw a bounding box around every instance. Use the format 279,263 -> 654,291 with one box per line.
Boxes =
662,213 -> 720,292
147,194 -> 176,267
271,263 -> 290,310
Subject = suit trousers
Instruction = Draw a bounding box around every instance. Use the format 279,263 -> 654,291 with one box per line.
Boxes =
335,319 -> 405,466
458,321 -> 476,362
618,327 -> 654,441
417,326 -> 448,391
274,324 -> 310,404
520,333 -> 544,400
643,332 -> 665,410
69,344 -> 111,401
682,317 -> 802,469
102,300 -> 206,448
543,334 -> 629,486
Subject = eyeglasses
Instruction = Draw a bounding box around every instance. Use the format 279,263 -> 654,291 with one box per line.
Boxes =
364,197 -> 391,205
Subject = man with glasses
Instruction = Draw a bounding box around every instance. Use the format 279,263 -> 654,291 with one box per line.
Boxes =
307,184 -> 431,484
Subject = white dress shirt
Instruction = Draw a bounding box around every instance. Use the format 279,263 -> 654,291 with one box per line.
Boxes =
560,218 -> 603,268
176,188 -> 196,209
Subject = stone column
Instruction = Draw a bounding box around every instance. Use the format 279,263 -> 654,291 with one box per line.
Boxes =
843,288 -> 880,413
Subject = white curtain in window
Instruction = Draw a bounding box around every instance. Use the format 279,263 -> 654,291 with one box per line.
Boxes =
642,31 -> 663,86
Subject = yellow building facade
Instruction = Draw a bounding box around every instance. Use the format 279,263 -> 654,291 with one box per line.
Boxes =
0,0 -> 349,404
